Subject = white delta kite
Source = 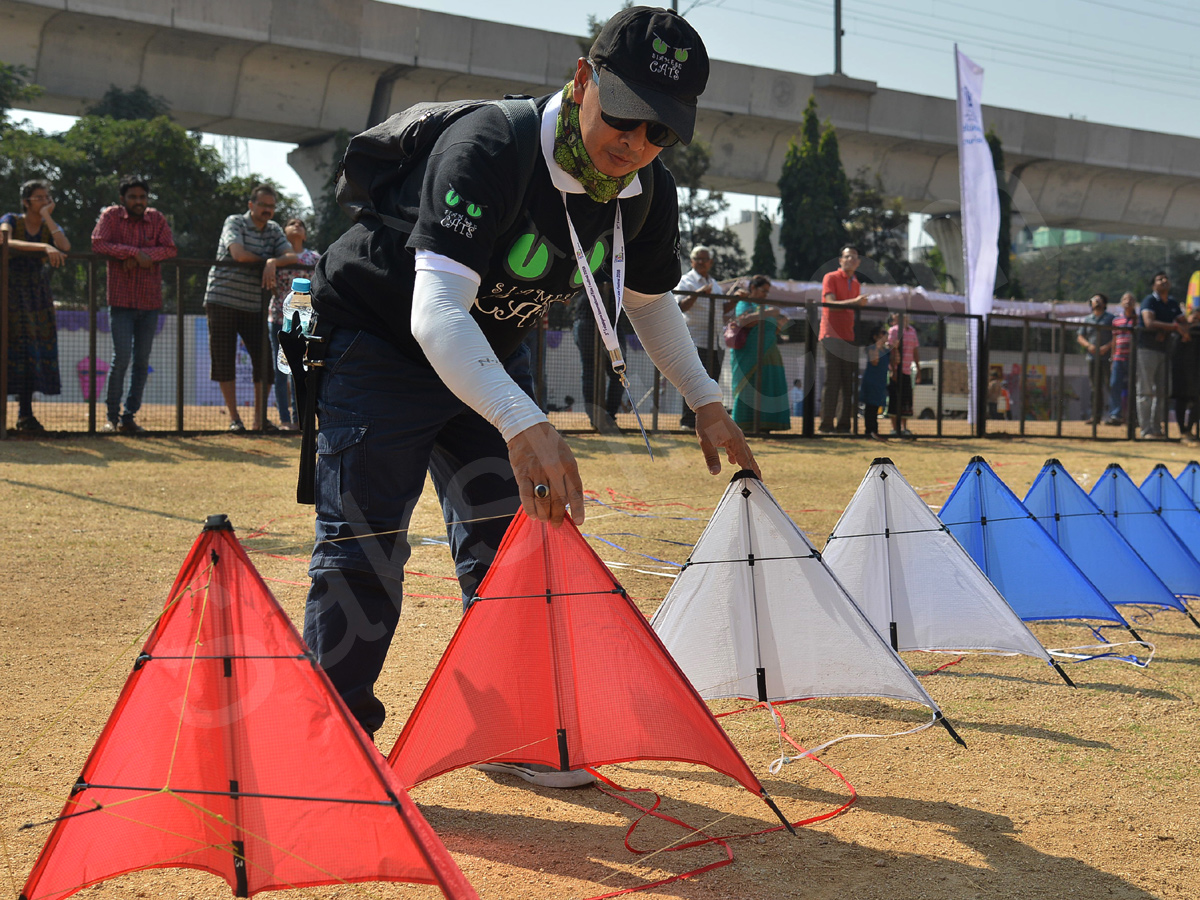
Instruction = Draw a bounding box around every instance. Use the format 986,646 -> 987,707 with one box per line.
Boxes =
823,457 -> 1073,686
650,470 -> 966,755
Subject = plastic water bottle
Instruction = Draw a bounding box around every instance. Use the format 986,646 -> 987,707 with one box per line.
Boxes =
277,277 -> 312,375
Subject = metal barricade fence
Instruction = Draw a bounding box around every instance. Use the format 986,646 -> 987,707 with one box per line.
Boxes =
2,238 -> 1165,444
1,240 -> 314,435
982,314 -> 1147,440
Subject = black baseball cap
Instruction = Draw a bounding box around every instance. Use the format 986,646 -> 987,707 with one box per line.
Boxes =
588,6 -> 710,144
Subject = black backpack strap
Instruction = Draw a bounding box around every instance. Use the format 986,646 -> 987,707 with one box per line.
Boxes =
369,98 -> 538,236
494,97 -> 542,234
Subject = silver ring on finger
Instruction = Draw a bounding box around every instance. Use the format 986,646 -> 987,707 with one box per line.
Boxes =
534,483 -> 550,500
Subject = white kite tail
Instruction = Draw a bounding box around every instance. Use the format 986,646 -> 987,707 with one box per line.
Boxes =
767,708 -> 939,775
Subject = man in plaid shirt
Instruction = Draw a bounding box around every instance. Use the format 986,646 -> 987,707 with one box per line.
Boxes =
91,176 -> 177,432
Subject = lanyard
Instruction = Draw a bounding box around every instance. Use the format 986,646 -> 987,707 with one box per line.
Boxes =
561,191 -> 625,371
560,191 -> 653,459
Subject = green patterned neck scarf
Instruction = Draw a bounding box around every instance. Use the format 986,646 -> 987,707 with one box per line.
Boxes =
553,82 -> 637,204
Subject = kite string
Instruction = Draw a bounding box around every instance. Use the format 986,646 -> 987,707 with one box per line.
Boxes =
166,791 -> 390,900
573,699 -> 861,899
765,708 -> 939,766
582,772 -> 736,899
165,562 -> 217,785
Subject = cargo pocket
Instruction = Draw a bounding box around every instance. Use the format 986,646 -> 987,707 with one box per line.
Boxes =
316,421 -> 370,520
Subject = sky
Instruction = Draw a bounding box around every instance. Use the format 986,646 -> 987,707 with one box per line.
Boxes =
17,0 -> 1200,242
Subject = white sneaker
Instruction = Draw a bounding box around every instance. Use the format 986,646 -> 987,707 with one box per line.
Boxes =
472,761 -> 595,788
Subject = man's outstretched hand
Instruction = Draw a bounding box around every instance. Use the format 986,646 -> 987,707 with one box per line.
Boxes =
508,422 -> 586,527
693,402 -> 761,479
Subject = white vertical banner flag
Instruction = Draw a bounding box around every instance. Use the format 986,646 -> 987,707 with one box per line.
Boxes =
956,46 -> 1000,425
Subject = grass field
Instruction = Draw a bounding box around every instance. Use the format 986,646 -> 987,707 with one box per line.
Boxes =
2,430 -> 1198,900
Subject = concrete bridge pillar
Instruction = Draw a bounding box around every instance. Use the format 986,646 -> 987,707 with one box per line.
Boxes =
922,214 -> 965,294
287,135 -> 343,210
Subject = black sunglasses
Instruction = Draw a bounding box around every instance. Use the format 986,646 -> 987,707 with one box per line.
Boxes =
589,63 -> 681,148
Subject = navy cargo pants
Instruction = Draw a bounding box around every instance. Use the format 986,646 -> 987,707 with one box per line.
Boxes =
303,327 -> 534,735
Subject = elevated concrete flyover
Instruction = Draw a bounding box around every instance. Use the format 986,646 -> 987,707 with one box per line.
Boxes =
4,0 -> 1200,243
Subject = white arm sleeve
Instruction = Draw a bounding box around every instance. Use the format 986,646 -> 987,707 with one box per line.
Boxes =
410,266 -> 548,442
623,288 -> 723,411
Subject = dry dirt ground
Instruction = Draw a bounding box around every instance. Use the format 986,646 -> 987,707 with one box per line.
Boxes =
2,431 -> 1198,900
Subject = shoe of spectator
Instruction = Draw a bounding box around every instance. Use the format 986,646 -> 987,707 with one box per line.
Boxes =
228,420 -> 247,433
833,426 -> 851,434
868,432 -> 888,442
15,416 -> 45,433
1104,417 -> 1123,427
901,428 -> 915,438
259,421 -> 280,433
118,419 -> 145,434
817,425 -> 834,434
279,421 -> 301,432
102,420 -> 119,433
472,761 -> 595,788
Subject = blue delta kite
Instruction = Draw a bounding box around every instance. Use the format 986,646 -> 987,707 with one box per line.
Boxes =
1024,459 -> 1186,619
941,457 -> 1135,636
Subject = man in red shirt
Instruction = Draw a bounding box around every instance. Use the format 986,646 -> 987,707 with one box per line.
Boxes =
819,245 -> 867,432
91,176 -> 177,432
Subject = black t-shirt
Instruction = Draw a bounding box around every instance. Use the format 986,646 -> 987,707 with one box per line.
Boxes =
313,94 -> 682,364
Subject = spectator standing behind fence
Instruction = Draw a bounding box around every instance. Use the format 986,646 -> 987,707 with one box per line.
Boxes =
270,218 -> 319,431
1171,303 -> 1200,445
1107,292 -> 1137,426
987,367 -> 1005,419
91,176 -> 178,434
730,274 -> 790,432
1,180 -> 69,433
860,324 -> 890,442
572,285 -> 628,434
888,312 -> 919,438
819,245 -> 867,434
1076,293 -> 1113,426
203,184 -> 297,432
1137,271 -> 1189,441
674,245 -> 734,429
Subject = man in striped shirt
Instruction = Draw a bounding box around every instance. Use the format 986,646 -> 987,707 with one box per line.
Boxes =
91,176 -> 177,433
203,183 -> 296,431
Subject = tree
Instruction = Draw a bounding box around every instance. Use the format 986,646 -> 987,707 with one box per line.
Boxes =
1016,239 -> 1198,303
0,80 -> 306,260
0,61 -> 41,125
659,141 -> 746,278
749,209 -> 776,277
817,124 -> 850,257
86,85 -> 170,120
844,172 -> 907,284
778,97 -> 848,281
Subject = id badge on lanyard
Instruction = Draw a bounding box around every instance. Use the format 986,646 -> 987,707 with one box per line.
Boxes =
561,192 -> 653,459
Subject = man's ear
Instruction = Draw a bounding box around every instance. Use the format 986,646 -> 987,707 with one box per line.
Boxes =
572,58 -> 589,104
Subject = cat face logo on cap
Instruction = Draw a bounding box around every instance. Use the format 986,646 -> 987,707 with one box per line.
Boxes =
650,33 -> 689,79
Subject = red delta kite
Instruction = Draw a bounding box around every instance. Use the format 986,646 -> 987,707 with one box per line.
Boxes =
20,515 -> 476,900
386,509 -> 792,831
